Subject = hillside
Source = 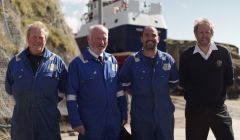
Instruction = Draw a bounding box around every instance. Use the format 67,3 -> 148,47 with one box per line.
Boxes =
0,0 -> 79,63
0,0 -> 79,138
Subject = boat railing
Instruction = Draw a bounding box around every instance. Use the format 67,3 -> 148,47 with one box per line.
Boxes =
81,0 -> 162,24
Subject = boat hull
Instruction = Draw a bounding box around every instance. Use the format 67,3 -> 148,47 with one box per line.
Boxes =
75,24 -> 167,53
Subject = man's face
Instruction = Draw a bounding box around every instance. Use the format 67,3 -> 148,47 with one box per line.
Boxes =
195,23 -> 213,47
88,28 -> 108,55
28,27 -> 46,55
141,27 -> 159,50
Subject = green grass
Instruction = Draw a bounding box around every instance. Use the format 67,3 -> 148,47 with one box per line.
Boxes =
0,32 -> 18,55
12,0 -> 77,53
0,12 -> 18,54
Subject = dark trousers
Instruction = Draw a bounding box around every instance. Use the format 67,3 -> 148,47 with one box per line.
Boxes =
185,104 -> 234,140
131,123 -> 166,140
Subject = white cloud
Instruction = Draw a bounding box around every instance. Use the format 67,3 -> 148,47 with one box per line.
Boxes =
61,0 -> 83,4
60,5 -> 67,13
73,10 -> 81,17
60,0 -> 89,33
65,16 -> 80,33
180,3 -> 188,9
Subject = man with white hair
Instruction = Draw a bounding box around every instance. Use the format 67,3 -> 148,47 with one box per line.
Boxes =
66,24 -> 127,140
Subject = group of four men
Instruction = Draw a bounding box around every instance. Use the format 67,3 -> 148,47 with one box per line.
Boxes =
5,18 -> 234,140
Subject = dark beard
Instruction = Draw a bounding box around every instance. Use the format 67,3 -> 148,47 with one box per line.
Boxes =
145,44 -> 157,50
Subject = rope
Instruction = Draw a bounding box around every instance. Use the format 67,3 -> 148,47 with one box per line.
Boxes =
0,124 -> 11,129
1,0 -> 14,41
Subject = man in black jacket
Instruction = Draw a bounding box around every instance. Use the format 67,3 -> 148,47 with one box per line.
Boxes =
179,18 -> 234,140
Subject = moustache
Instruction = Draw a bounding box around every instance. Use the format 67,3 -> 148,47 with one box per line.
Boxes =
146,40 -> 155,43
97,45 -> 106,48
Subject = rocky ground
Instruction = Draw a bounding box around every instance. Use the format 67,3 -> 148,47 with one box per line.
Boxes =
172,96 -> 240,140
1,96 -> 239,140
60,96 -> 240,140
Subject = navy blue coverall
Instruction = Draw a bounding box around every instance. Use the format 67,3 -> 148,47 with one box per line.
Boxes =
119,50 -> 179,140
66,48 -> 127,140
5,48 -> 67,140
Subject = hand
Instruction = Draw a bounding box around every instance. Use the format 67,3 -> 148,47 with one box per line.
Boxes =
177,85 -> 184,91
122,119 -> 127,126
125,89 -> 133,95
73,125 -> 86,135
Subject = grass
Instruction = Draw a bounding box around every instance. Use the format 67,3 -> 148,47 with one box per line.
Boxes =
10,0 -> 79,60
0,23 -> 18,54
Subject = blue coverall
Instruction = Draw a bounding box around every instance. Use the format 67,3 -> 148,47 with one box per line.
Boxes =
5,48 -> 67,140
119,50 -> 179,140
66,48 -> 127,140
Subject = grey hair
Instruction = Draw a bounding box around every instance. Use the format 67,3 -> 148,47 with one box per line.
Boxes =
88,24 -> 108,37
27,21 -> 49,40
194,18 -> 214,35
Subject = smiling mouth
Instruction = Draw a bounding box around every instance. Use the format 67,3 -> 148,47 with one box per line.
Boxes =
146,40 -> 155,44
33,45 -> 42,48
147,40 -> 154,43
98,45 -> 105,48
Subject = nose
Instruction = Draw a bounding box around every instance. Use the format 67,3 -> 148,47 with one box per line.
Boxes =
101,40 -> 105,45
36,36 -> 44,42
36,38 -> 41,42
98,39 -> 105,46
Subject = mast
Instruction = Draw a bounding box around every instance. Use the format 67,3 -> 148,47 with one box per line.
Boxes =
98,0 -> 103,24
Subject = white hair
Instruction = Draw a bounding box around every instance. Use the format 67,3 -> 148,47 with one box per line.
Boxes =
88,24 -> 108,37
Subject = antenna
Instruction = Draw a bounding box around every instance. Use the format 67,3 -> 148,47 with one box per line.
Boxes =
98,0 -> 103,24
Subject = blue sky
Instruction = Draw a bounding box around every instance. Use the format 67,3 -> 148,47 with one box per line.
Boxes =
60,0 -> 240,48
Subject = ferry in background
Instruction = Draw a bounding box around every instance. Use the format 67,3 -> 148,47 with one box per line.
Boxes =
75,0 -> 167,66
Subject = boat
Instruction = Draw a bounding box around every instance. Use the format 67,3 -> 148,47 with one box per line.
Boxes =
75,0 -> 167,66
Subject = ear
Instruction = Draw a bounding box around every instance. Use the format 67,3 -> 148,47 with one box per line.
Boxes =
87,35 -> 91,44
194,32 -> 197,38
